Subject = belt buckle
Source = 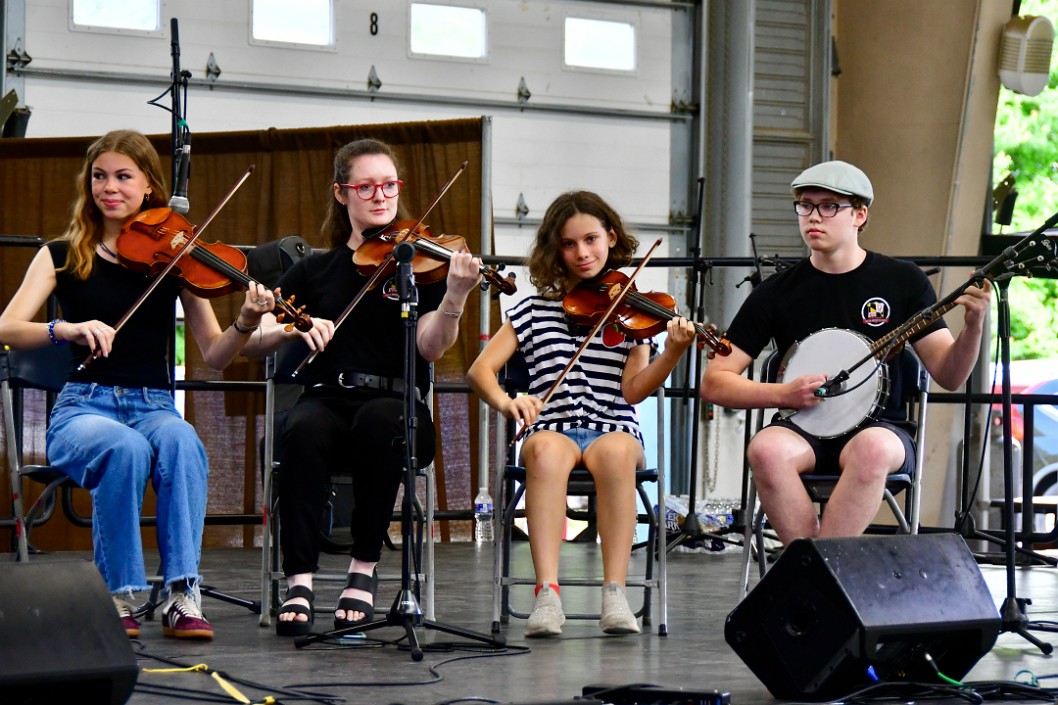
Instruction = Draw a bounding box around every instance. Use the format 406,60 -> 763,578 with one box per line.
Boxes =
337,372 -> 355,389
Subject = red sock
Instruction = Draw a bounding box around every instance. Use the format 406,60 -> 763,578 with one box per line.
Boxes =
535,583 -> 559,597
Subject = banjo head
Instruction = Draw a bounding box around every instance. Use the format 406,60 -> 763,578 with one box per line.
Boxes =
778,328 -> 889,439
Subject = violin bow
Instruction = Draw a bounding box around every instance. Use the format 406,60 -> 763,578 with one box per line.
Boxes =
509,238 -> 663,446
291,160 -> 469,377
77,165 -> 256,370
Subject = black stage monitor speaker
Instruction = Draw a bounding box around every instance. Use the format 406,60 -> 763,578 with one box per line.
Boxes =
725,534 -> 999,701
0,560 -> 139,705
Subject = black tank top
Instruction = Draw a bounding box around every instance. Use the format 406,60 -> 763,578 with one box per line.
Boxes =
48,241 -> 183,389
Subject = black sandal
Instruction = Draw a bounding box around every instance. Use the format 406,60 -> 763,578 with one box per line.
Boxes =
334,570 -> 377,630
276,584 -> 315,637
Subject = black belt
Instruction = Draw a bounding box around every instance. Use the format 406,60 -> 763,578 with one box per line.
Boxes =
328,372 -> 420,400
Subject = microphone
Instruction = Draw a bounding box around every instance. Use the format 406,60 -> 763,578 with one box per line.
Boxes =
815,371 -> 849,398
394,241 -> 416,264
395,241 -> 416,304
168,141 -> 191,214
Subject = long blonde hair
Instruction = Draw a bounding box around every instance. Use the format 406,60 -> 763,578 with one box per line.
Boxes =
527,190 -> 638,300
60,130 -> 168,279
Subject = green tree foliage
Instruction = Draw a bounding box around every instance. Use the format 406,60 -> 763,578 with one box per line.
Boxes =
991,0 -> 1058,360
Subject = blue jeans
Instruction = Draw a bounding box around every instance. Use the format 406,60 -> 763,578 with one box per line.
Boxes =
45,383 -> 208,594
560,426 -> 607,453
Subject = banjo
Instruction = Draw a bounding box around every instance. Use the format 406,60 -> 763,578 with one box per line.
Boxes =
776,234 -> 1058,438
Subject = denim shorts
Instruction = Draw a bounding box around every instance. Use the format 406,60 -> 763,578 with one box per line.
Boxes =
560,426 -> 607,453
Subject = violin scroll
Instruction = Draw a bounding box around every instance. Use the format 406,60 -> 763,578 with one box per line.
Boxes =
480,263 -> 517,295
274,294 -> 312,333
699,323 -> 732,357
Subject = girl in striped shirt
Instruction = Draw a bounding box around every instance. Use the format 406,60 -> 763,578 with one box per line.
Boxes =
467,191 -> 695,637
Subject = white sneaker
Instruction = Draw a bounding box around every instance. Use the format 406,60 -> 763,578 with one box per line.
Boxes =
161,588 -> 214,639
525,584 -> 565,638
113,595 -> 140,638
600,582 -> 640,635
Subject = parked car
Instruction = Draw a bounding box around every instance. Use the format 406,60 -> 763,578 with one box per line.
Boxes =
990,361 -> 1058,474
993,379 -> 1058,464
992,375 -> 1058,534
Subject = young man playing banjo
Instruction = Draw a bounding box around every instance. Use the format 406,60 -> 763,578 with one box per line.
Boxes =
700,160 -> 992,544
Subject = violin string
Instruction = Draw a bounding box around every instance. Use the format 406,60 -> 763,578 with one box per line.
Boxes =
389,230 -> 507,288
612,287 -> 724,347
626,290 -> 714,344
190,244 -> 261,287
185,242 -> 300,319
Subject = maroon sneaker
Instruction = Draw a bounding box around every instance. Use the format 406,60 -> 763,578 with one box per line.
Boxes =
113,596 -> 140,638
162,590 -> 214,639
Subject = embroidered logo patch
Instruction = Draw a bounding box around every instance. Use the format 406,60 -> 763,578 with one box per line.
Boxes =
382,277 -> 400,301
861,297 -> 891,327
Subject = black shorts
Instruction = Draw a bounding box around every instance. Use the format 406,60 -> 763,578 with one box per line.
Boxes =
767,416 -> 916,477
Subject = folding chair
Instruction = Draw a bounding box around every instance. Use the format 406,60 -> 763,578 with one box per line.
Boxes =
491,351 -> 669,635
738,347 -> 930,598
2,344 -> 76,561
257,341 -> 436,626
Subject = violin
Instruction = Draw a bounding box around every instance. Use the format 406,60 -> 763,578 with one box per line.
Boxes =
353,220 -> 517,295
116,207 -> 312,332
563,270 -> 731,355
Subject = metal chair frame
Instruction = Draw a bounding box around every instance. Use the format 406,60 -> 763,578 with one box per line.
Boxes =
490,352 -> 669,635
257,346 -> 436,627
738,347 -> 930,598
2,344 -> 75,561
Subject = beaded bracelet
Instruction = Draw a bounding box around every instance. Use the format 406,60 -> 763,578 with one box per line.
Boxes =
48,319 -> 67,346
232,317 -> 260,334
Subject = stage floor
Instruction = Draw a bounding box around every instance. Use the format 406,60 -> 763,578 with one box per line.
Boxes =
6,537 -> 1058,704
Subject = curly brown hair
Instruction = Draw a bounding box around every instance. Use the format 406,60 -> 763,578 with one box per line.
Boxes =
527,191 -> 638,300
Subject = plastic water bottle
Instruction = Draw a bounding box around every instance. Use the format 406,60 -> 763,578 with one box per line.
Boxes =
474,488 -> 494,544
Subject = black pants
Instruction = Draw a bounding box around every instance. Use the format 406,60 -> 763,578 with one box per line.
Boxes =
278,387 -> 435,576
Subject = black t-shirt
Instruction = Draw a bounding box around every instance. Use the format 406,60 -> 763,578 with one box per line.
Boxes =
49,241 -> 182,389
274,246 -> 445,396
726,251 -> 946,417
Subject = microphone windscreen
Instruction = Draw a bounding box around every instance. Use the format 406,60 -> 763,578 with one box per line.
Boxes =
394,241 -> 416,264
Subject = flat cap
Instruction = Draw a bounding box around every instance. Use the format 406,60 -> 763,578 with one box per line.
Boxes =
791,160 -> 874,206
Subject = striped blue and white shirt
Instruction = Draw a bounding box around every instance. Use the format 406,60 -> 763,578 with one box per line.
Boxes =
507,296 -> 649,445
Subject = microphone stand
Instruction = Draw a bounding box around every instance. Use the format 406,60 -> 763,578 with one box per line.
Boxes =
296,244 -> 505,660
952,215 -> 1058,654
152,17 -> 256,617
667,177 -> 711,551
169,17 -> 191,200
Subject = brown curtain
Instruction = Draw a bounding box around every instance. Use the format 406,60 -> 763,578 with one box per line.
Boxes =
0,118 -> 484,550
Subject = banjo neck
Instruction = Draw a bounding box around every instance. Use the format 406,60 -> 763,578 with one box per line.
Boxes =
869,296 -> 960,359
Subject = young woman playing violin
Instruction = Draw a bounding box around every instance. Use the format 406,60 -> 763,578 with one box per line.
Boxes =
466,190 -> 696,638
0,129 -> 276,639
242,138 -> 483,637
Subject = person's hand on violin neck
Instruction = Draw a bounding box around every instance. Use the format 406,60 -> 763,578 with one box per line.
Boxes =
231,281 -> 276,334
417,248 -> 483,362
444,249 -> 484,302
239,291 -> 335,359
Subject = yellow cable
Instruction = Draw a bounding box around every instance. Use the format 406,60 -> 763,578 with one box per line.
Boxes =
143,663 -> 209,674
142,663 -> 275,705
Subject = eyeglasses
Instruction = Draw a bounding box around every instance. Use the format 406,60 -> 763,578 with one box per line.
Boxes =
793,201 -> 855,218
338,180 -> 404,200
